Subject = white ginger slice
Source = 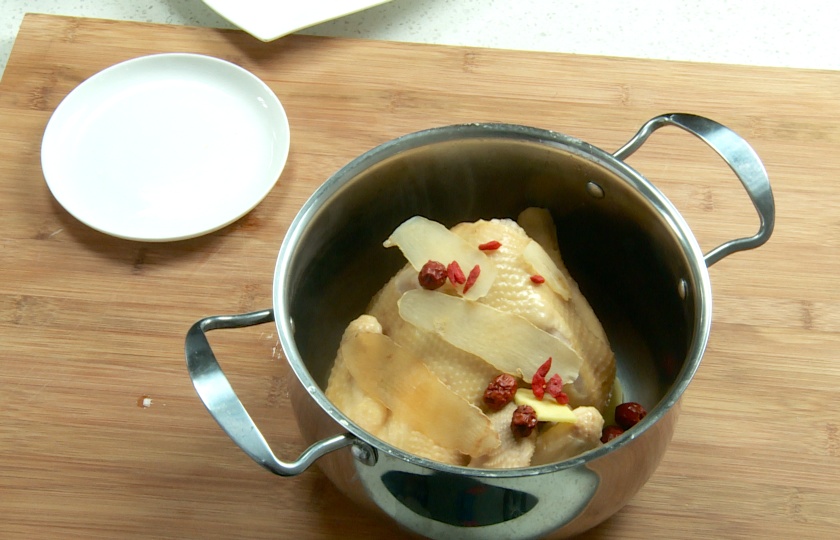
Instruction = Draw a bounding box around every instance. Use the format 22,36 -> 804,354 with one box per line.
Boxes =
521,239 -> 571,300
325,316 -> 390,434
398,289 -> 583,383
367,266 -> 499,407
339,330 -> 499,457
327,316 -> 464,465
531,406 -> 605,465
469,402 -> 536,469
383,215 -> 497,300
325,359 -> 390,434
516,208 -> 561,263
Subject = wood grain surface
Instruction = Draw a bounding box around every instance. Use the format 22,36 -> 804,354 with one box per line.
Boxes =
1,13 -> 839,539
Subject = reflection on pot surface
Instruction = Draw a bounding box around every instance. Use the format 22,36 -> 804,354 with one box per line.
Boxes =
381,471 -> 540,526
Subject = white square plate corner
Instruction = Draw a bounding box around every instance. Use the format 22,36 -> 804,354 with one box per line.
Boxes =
203,0 -> 393,42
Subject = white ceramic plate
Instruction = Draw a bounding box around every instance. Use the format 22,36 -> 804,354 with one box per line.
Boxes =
41,53 -> 290,242
202,0 -> 393,41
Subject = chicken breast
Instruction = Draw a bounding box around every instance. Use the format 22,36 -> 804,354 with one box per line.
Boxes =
325,210 -> 616,468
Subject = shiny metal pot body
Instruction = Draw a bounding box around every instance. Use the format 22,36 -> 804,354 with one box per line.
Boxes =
186,114 -> 774,539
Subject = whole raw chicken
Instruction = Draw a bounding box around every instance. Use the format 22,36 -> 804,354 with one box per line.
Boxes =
326,208 -> 616,467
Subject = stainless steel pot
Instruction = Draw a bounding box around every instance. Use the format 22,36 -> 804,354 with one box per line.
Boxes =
185,114 -> 774,539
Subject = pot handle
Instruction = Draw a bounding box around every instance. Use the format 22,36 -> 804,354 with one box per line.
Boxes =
613,113 -> 775,267
184,309 -> 356,476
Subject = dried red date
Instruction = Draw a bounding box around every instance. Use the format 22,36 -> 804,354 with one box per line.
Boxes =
601,425 -> 624,443
418,260 -> 447,290
483,373 -> 518,411
510,405 -> 538,438
614,402 -> 647,430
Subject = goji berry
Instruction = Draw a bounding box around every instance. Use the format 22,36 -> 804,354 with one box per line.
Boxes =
531,357 -> 552,400
462,264 -> 481,294
546,374 -> 568,404
478,240 -> 502,251
447,261 -> 466,285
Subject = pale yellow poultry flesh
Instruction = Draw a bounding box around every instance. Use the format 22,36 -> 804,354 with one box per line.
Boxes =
325,209 -> 617,467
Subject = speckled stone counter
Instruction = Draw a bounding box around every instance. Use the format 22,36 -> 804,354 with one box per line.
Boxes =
2,0 -> 839,80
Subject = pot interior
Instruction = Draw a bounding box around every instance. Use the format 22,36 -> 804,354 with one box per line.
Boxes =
279,125 -> 704,427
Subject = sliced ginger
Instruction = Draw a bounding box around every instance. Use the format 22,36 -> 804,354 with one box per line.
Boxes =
398,288 -> 584,383
339,330 -> 499,457
383,215 -> 497,300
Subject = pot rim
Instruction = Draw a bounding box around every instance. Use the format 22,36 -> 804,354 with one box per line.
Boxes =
273,122 -> 712,477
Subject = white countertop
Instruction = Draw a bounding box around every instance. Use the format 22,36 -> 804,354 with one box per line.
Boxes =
2,0 -> 839,81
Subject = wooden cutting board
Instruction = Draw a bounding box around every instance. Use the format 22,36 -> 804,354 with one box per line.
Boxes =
2,13 -> 839,539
